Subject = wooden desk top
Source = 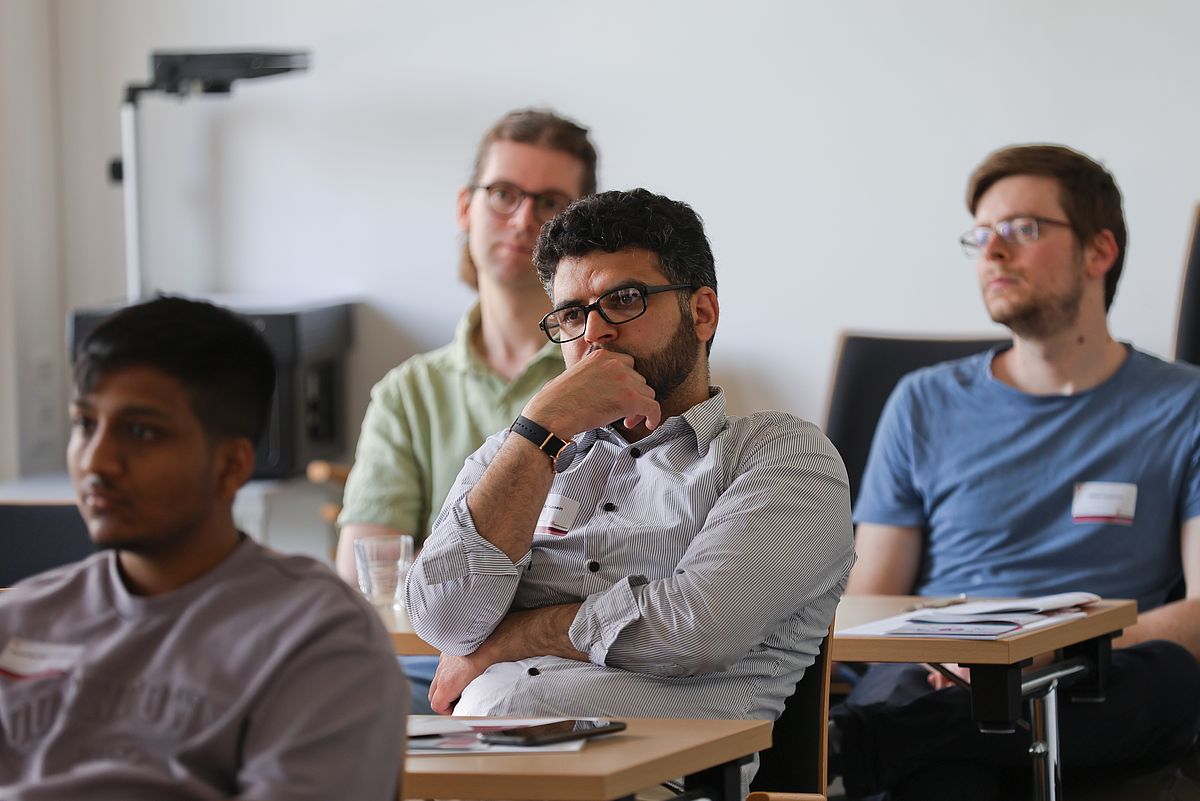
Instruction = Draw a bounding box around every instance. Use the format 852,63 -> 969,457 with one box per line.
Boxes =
403,717 -> 771,801
831,595 -> 1137,664
391,631 -> 439,656
393,597 -> 1138,664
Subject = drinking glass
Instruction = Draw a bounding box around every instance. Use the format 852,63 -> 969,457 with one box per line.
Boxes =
353,534 -> 414,632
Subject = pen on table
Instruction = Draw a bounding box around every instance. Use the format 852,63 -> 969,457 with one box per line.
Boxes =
904,593 -> 969,612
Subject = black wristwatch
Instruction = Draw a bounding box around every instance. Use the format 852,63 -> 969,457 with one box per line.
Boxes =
510,415 -> 577,473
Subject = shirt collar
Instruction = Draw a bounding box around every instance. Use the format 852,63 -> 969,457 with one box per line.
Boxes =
681,387 -> 728,455
447,302 -> 483,372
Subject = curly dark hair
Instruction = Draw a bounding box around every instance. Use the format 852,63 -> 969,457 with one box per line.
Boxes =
534,188 -> 716,293
533,188 -> 717,353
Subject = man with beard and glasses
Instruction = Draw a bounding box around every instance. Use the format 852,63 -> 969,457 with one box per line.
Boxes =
836,145 -> 1200,800
404,190 -> 854,754
0,297 -> 407,801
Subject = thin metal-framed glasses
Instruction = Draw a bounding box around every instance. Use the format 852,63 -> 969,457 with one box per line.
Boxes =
539,284 -> 697,344
471,181 -> 574,223
959,216 -> 1074,257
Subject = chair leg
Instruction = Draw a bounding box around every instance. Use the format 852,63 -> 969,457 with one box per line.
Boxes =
1028,680 -> 1063,801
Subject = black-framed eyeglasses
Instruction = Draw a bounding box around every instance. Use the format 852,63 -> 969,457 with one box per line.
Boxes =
471,181 -> 575,223
959,216 -> 1074,257
539,284 -> 697,344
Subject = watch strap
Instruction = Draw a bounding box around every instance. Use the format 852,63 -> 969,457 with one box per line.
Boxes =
510,416 -> 573,464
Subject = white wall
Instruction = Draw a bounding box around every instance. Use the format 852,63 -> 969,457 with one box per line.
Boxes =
30,0 -> 1200,473
0,0 -> 66,479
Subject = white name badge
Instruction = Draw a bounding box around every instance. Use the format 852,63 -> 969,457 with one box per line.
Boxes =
534,494 -> 581,537
0,637 -> 84,679
1071,481 -> 1137,526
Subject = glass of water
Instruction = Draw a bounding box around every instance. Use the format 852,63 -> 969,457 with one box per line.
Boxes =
353,534 -> 414,632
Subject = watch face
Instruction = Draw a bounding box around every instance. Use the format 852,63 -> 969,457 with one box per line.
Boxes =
554,441 -> 578,473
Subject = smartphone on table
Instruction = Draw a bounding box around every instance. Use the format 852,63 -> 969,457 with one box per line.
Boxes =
477,718 -> 626,746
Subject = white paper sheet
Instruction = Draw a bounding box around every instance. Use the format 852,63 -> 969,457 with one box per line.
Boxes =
839,608 -> 1087,639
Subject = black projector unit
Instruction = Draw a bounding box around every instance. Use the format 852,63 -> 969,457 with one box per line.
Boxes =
69,301 -> 354,479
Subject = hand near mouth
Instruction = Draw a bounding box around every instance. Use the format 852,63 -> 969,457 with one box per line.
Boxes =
522,348 -> 661,436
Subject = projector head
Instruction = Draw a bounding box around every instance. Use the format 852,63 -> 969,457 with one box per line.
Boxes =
150,50 -> 310,95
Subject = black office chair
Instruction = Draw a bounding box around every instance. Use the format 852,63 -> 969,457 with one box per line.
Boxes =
1175,204 -> 1200,368
748,622 -> 834,800
824,332 -> 1009,506
0,502 -> 94,586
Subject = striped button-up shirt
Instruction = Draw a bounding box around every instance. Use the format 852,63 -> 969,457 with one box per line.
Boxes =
406,388 -> 854,720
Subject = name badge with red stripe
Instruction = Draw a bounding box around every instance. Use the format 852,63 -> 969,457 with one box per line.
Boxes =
0,637 -> 83,680
534,494 -> 580,537
1071,481 -> 1137,525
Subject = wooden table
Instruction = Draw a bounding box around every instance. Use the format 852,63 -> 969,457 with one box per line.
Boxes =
833,595 -> 1136,666
391,630 -> 439,656
830,595 -> 1137,801
403,717 -> 770,801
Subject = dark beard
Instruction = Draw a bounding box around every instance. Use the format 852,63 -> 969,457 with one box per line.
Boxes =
591,310 -> 700,405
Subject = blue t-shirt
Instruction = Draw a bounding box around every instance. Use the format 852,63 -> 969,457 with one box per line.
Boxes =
854,345 -> 1200,611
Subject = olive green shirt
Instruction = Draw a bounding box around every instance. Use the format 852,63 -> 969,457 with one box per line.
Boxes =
340,304 -> 565,546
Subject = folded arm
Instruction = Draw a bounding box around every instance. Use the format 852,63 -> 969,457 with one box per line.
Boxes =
407,349 -> 661,653
403,434 -> 546,655
429,603 -> 586,714
570,422 -> 853,676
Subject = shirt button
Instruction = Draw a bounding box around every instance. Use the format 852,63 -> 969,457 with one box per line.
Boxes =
527,667 -> 540,676
603,502 -> 617,512
630,447 -> 642,458
587,561 -> 600,572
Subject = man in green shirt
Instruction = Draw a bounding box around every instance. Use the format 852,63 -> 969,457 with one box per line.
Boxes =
338,300 -> 565,552
336,109 -> 599,712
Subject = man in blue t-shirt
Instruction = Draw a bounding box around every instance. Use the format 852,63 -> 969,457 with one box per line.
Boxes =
838,144 -> 1200,800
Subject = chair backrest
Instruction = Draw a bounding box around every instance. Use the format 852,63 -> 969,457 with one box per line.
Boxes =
750,621 -> 834,796
0,502 -> 94,586
1176,203 -> 1200,367
824,332 -> 1008,505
